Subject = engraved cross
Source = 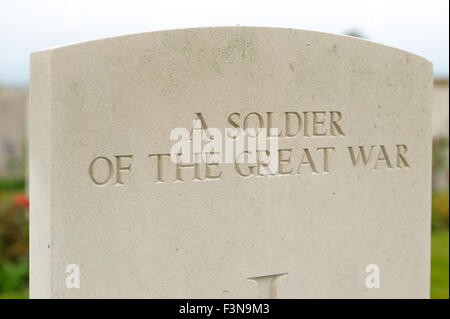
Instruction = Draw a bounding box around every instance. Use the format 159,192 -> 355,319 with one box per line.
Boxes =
248,273 -> 288,299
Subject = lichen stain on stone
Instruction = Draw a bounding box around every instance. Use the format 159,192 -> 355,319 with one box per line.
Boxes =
136,29 -> 264,98
221,30 -> 257,63
332,44 -> 340,56
289,62 -> 295,72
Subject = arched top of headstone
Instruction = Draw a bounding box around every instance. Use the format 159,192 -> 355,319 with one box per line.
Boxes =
33,27 -> 431,65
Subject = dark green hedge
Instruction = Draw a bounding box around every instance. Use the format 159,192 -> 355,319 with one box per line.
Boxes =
0,178 -> 25,190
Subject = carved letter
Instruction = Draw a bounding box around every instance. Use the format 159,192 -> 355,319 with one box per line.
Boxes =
348,146 -> 375,166
396,144 -> 410,168
317,147 -> 335,173
148,153 -> 170,183
285,112 -> 302,137
312,111 -> 327,136
248,273 -> 288,299
89,156 -> 113,186
297,148 -> 318,174
114,155 -> 133,185
374,145 -> 393,169
330,111 -> 345,136
278,148 -> 293,175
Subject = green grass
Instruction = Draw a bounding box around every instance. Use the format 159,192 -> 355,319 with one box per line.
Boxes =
0,262 -> 28,298
431,230 -> 449,299
0,290 -> 28,299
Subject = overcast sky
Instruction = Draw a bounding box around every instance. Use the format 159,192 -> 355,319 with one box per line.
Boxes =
0,0 -> 448,86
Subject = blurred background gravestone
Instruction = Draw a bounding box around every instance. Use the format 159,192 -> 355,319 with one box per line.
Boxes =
0,87 -> 27,179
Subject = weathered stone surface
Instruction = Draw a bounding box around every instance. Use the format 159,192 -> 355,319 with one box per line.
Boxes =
29,27 -> 433,298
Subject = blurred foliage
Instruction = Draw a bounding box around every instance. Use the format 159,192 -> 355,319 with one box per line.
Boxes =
432,190 -> 449,230
0,262 -> 28,294
0,178 -> 25,190
430,231 -> 449,299
432,137 -> 448,171
0,192 -> 29,262
4,156 -> 25,179
0,189 -> 29,296
432,136 -> 449,190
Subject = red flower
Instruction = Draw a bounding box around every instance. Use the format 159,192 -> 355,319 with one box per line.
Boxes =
14,192 -> 29,209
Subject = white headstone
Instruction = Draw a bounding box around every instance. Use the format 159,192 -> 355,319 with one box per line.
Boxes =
29,27 -> 433,298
